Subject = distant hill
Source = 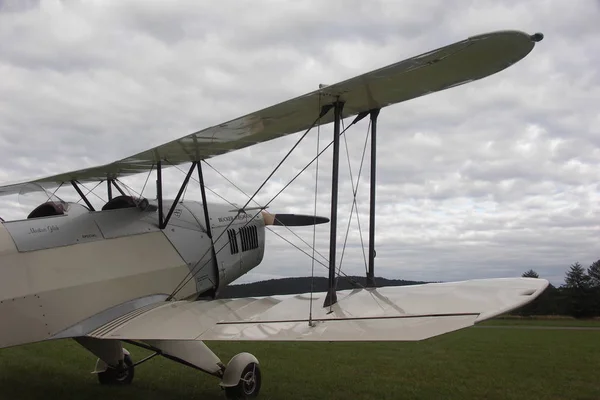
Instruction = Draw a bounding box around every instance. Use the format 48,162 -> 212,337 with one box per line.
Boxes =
218,276 -> 429,298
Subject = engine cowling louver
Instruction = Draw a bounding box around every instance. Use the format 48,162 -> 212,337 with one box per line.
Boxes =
227,229 -> 239,254
239,226 -> 258,252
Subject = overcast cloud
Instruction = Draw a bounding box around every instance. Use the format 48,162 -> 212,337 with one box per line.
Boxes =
1,0 -> 599,286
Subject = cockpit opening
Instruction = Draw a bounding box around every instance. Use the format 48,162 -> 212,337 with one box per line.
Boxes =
27,202 -> 65,219
102,195 -> 137,211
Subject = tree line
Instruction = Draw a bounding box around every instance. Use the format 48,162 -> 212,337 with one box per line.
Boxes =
219,276 -> 427,298
517,260 -> 600,318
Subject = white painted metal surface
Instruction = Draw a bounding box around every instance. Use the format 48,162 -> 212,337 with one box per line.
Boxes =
0,31 -> 539,194
145,340 -> 223,374
87,278 -> 548,342
0,222 -> 194,348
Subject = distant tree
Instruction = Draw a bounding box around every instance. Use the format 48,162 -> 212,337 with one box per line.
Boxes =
514,270 -> 559,316
588,260 -> 600,288
522,269 -> 540,278
564,262 -> 590,289
563,262 -> 594,318
517,283 -> 564,316
586,260 -> 600,317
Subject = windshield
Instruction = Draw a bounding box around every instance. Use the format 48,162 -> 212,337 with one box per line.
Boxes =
18,183 -> 70,216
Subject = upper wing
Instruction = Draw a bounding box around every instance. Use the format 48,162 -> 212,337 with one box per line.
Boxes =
0,30 -> 541,196
85,278 -> 548,342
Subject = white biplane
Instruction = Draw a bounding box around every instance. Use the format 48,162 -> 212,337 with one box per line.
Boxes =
0,30 -> 547,399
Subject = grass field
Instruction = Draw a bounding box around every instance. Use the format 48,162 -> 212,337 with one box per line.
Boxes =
1,322 -> 599,400
480,317 -> 600,327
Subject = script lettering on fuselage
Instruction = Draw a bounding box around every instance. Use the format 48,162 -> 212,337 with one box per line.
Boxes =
29,225 -> 60,234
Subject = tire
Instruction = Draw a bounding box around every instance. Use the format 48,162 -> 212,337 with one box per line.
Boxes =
224,362 -> 261,399
97,354 -> 135,385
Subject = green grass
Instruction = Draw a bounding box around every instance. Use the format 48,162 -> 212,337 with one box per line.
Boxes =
1,325 -> 599,400
481,318 -> 600,327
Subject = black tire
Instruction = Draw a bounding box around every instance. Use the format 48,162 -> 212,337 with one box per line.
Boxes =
97,354 -> 135,385
224,362 -> 261,399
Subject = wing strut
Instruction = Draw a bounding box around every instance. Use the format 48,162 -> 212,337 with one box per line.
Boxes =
197,162 -> 213,239
367,109 -> 380,287
107,179 -> 113,201
70,180 -> 96,211
324,101 -> 344,308
111,179 -> 127,196
157,161 -> 164,227
161,162 -> 196,229
197,161 -> 220,294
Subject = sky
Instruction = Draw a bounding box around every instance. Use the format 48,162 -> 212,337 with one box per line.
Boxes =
0,0 -> 598,286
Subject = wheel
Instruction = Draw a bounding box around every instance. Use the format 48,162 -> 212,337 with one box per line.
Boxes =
97,354 -> 135,385
224,362 -> 261,399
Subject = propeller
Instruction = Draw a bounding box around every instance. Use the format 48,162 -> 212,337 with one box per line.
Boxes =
261,211 -> 329,227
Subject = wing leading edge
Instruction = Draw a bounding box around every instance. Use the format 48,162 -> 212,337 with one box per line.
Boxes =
0,30 -> 542,196
85,278 -> 548,342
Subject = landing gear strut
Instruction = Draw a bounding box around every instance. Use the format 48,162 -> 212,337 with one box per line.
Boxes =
75,337 -> 136,385
96,352 -> 135,385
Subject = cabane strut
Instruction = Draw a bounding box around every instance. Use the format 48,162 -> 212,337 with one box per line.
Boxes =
70,180 -> 96,211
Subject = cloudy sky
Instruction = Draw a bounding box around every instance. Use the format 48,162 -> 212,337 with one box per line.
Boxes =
0,0 -> 598,286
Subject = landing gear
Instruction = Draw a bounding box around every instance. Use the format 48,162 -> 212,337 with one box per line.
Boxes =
221,352 -> 261,399
224,362 -> 262,400
77,337 -> 262,398
75,337 -> 136,386
96,353 -> 135,385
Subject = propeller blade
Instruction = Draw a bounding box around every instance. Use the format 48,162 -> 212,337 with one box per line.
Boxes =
262,211 -> 329,226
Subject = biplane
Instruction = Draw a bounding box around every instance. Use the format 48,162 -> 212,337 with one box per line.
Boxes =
0,30 -> 547,399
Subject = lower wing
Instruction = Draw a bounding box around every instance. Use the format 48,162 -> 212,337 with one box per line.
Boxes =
86,278 -> 548,342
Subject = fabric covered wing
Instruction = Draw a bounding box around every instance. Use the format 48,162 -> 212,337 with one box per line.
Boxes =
0,30 -> 540,195
86,278 -> 548,342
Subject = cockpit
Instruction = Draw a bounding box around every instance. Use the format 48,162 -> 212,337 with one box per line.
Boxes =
27,201 -> 65,219
24,201 -> 94,220
102,195 -> 138,211
6,184 -> 153,222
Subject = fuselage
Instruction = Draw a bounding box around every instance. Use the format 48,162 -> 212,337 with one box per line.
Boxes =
0,200 -> 266,349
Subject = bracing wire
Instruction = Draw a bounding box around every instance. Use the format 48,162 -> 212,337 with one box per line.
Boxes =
203,160 -> 329,265
237,114 -> 327,214
266,228 -> 328,270
352,124 -> 371,274
139,164 -> 155,198
168,116 -> 369,299
115,178 -> 142,197
169,163 -> 238,209
168,113 -> 328,299
166,108 -> 376,299
76,181 -> 106,203
338,120 -> 371,278
46,182 -> 64,203
202,161 -> 247,197
267,227 -> 364,288
260,123 -> 354,209
167,118 -> 368,300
